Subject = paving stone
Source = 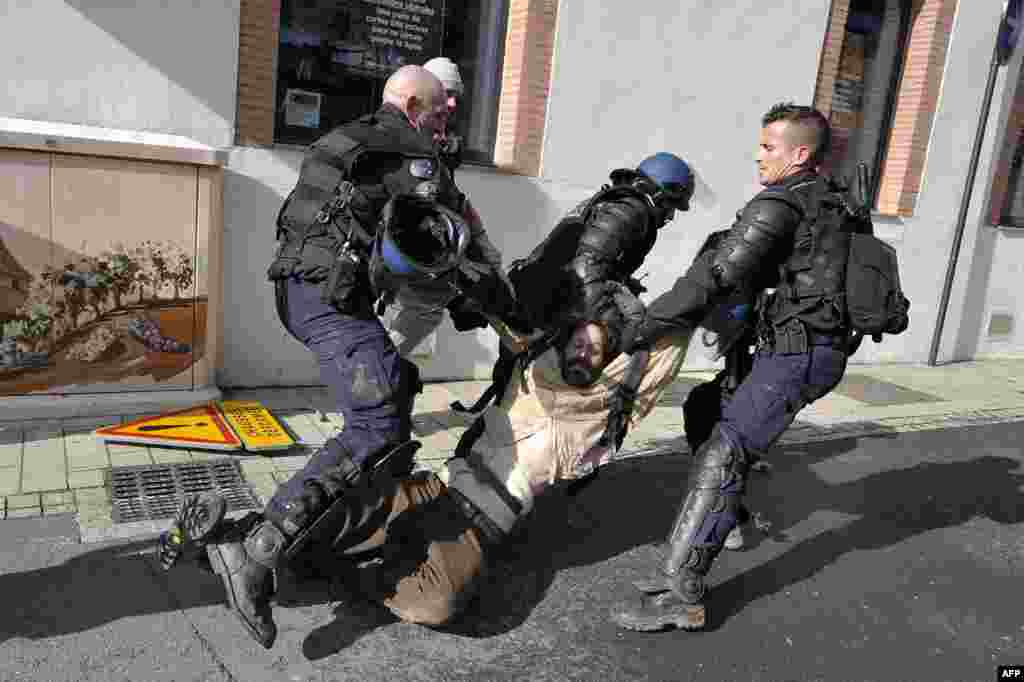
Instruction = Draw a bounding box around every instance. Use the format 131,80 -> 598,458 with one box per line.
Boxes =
0,467 -> 20,496
246,473 -> 278,505
19,433 -> 67,494
150,448 -> 194,464
74,486 -> 113,529
65,440 -> 110,471
240,457 -> 279,476
188,450 -> 235,462
6,493 -> 42,518
42,491 -> 76,515
107,447 -> 154,467
67,469 -> 106,489
73,487 -> 109,506
278,412 -> 330,444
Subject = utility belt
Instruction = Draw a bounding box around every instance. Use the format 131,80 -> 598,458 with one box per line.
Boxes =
757,318 -> 849,355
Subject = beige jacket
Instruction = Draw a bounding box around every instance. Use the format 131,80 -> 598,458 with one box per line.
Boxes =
448,329 -> 692,522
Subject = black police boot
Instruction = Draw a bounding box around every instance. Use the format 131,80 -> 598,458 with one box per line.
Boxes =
613,544 -> 721,631
612,425 -> 746,632
206,517 -> 285,649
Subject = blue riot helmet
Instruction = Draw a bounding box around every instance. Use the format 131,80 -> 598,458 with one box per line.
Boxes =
368,194 -> 470,298
636,152 -> 694,212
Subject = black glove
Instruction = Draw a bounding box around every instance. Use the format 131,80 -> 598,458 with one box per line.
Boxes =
599,382 -> 638,451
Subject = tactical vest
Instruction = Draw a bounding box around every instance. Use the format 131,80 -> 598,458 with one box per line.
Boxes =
509,183 -> 655,330
268,109 -> 462,312
762,176 -> 853,334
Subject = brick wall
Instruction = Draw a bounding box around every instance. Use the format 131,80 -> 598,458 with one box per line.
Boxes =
814,0 -> 957,216
876,0 -> 958,216
493,0 -> 559,176
236,0 -> 281,147
814,0 -> 851,118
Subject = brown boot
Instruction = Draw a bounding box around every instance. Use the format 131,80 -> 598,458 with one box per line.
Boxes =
206,519 -> 285,649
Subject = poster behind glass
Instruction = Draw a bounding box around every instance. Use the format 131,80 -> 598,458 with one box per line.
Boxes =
276,0 -> 444,146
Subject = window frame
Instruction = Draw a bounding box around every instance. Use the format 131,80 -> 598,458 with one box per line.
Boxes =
814,0 -> 959,217
234,0 -> 558,176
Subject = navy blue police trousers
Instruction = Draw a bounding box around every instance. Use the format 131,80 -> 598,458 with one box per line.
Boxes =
266,277 -> 409,520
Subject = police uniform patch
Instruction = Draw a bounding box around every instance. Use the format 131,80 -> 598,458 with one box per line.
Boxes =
414,181 -> 440,201
409,159 -> 436,179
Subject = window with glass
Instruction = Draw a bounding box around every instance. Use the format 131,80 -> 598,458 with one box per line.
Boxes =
274,0 -> 508,163
997,94 -> 1024,227
825,0 -> 912,206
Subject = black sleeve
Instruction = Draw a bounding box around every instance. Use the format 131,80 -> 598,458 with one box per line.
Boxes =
631,195 -> 801,347
568,197 -> 651,315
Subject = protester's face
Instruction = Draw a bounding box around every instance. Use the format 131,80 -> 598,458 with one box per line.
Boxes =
560,323 -> 608,387
756,121 -> 808,186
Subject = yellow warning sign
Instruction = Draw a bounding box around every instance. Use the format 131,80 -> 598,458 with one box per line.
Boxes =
216,400 -> 295,452
94,404 -> 242,451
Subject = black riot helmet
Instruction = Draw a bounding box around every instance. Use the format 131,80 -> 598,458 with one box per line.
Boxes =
609,152 -> 694,224
368,194 -> 470,298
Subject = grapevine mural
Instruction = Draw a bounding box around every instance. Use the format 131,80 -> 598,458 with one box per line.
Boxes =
0,230 -> 206,395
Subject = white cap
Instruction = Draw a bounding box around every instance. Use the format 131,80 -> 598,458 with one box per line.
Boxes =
423,56 -> 464,96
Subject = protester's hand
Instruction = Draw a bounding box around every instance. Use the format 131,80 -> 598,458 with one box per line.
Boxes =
600,382 -> 638,451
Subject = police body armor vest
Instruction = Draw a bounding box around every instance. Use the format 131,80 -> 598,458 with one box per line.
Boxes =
268,110 -> 463,311
510,183 -> 654,331
762,176 -> 852,334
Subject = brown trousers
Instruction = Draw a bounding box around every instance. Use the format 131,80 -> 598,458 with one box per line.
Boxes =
339,472 -> 487,626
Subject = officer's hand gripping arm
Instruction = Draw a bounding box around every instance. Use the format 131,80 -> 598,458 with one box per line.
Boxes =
628,196 -> 801,352
599,349 -> 650,452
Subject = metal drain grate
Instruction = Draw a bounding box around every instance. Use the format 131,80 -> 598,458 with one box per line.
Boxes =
108,461 -> 261,524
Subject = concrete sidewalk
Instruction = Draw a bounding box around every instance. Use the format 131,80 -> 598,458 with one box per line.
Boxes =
3,358 -> 1024,541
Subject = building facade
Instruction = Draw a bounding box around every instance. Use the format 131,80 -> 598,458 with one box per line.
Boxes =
0,0 -> 1020,395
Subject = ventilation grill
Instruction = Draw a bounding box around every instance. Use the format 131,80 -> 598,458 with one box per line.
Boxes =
108,461 -> 260,524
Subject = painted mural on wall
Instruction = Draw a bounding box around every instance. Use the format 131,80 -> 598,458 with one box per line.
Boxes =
0,225 -> 204,395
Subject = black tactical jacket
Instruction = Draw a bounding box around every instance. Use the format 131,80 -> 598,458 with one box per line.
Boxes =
269,104 -> 509,316
632,171 -> 827,348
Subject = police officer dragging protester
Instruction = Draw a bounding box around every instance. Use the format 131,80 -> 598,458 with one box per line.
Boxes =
452,151 -> 695,416
612,103 -> 909,632
156,65 -> 520,649
163,298 -> 696,636
383,56 -> 508,358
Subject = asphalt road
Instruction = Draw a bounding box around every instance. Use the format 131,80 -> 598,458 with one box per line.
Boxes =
1,422 -> 1022,681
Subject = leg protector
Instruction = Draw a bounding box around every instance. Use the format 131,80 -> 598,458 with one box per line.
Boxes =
282,439 -> 422,564
613,424 -> 748,632
206,518 -> 285,649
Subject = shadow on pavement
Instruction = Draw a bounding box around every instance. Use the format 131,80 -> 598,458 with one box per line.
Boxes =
417,430 -> 1023,640
12,427 -> 1018,655
707,447 -> 1024,630
0,541 -> 209,643
0,538 -> 339,645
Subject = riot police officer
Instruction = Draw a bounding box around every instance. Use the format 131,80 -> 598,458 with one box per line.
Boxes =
452,152 -> 694,416
177,66 -> 514,649
515,152 -> 694,333
612,103 -> 852,632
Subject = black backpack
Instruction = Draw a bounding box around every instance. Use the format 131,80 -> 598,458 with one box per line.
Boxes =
831,168 -> 910,342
